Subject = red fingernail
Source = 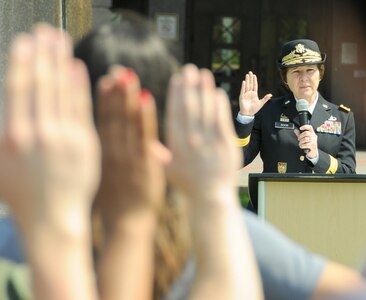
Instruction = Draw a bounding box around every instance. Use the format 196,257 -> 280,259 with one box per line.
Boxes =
118,68 -> 135,87
140,89 -> 152,104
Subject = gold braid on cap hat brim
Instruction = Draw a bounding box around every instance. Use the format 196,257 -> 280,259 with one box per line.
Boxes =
281,47 -> 322,66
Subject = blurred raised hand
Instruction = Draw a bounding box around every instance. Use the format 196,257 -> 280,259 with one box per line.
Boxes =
95,66 -> 168,300
1,24 -> 100,300
165,64 -> 263,300
2,24 -> 100,223
166,64 -> 241,200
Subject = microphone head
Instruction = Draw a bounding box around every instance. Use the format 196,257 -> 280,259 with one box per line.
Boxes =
296,99 -> 309,112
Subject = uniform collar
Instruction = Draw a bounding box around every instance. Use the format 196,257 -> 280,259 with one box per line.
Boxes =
294,92 -> 319,115
281,94 -> 301,127
310,94 -> 333,130
282,93 -> 333,130
281,92 -> 328,129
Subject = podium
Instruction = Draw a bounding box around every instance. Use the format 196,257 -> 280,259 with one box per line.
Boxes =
248,173 -> 366,270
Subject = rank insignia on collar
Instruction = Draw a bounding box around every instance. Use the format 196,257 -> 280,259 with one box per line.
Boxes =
280,113 -> 290,122
277,162 -> 287,174
316,121 -> 342,135
322,103 -> 329,109
328,115 -> 337,121
284,100 -> 290,105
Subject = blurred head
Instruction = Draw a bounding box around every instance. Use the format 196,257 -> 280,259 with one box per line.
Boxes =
74,10 -> 179,137
74,11 -> 189,299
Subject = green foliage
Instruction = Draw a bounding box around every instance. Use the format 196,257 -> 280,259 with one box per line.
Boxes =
238,187 -> 250,208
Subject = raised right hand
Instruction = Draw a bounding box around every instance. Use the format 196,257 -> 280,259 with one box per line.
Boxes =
239,71 -> 272,116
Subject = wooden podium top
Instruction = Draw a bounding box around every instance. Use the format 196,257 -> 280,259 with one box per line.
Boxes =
248,173 -> 366,210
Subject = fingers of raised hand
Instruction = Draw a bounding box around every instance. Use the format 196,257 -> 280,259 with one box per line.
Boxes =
198,69 -> 216,129
139,88 -> 159,142
239,80 -> 247,99
181,64 -> 201,129
166,64 -> 235,152
5,33 -> 34,144
167,64 -> 218,150
166,64 -> 200,150
72,59 -> 94,126
97,66 -> 138,128
244,71 -> 257,92
97,68 -> 140,152
166,65 -> 240,196
5,24 -> 76,147
165,72 -> 182,151
97,67 -> 159,159
33,24 -> 68,129
240,72 -> 262,111
54,29 -> 74,119
2,24 -> 99,207
97,67 -> 139,128
96,67 -> 164,213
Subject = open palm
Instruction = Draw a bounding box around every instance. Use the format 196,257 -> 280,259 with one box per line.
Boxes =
239,71 -> 272,116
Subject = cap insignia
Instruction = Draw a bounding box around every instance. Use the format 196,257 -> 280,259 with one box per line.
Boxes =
295,43 -> 306,54
282,43 -> 322,67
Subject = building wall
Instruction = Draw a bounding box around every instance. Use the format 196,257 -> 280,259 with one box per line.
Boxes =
0,0 -> 92,117
98,0 -> 187,63
329,0 -> 366,147
0,1 -> 57,119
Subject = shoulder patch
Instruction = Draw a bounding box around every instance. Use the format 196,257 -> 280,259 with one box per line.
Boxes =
339,104 -> 351,112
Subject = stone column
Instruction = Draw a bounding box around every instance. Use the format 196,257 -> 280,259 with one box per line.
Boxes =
58,0 -> 93,42
0,0 -> 92,112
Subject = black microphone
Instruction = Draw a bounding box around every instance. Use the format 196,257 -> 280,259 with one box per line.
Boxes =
296,99 -> 310,154
296,99 -> 310,127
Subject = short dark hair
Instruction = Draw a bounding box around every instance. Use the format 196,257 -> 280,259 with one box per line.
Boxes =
74,10 -> 178,136
279,64 -> 325,88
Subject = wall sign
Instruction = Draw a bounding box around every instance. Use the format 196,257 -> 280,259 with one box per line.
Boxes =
341,42 -> 358,65
155,13 -> 179,41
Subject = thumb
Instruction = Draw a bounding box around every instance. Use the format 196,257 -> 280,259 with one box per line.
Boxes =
261,93 -> 272,102
258,93 -> 272,109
